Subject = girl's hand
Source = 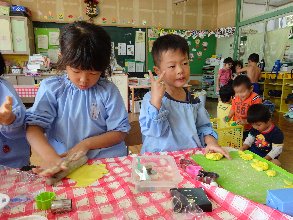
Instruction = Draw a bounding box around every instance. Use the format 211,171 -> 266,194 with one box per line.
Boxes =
34,151 -> 86,177
149,70 -> 166,110
204,144 -> 231,160
0,96 -> 15,125
33,155 -> 64,177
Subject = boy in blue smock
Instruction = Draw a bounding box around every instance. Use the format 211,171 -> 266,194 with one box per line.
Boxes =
139,34 -> 230,158
25,22 -> 130,175
0,52 -> 30,168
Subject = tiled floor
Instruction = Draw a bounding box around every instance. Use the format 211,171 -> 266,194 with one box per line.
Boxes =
31,98 -> 293,173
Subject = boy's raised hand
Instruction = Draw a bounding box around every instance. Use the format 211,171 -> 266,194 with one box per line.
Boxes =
149,70 -> 166,110
0,96 -> 15,125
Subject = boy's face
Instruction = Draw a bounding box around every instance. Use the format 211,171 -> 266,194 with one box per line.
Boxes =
154,49 -> 190,88
224,63 -> 232,70
66,66 -> 101,90
236,64 -> 242,70
233,84 -> 253,101
251,121 -> 271,132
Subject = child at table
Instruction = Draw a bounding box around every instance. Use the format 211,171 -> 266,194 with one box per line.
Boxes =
139,34 -> 230,159
25,21 -> 130,175
226,75 -> 262,139
0,52 -> 30,168
217,84 -> 234,128
240,104 -> 283,166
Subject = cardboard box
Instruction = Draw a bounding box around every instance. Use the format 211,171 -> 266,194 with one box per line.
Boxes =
266,188 -> 293,216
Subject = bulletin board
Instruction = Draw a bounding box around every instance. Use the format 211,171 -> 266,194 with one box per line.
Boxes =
32,22 -> 146,69
34,27 -> 61,63
147,31 -> 217,75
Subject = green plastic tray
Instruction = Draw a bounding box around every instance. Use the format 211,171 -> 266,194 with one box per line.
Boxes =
191,151 -> 293,204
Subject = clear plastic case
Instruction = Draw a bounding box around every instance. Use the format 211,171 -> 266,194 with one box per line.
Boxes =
131,155 -> 183,192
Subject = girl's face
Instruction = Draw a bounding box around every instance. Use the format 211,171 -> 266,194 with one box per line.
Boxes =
224,63 -> 232,70
236,64 -> 242,70
66,66 -> 102,90
154,49 -> 190,89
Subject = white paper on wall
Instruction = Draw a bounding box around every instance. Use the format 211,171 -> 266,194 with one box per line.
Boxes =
118,43 -> 126,55
127,45 -> 134,56
38,35 -> 48,49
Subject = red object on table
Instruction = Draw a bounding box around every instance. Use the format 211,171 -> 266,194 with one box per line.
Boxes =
0,149 -> 291,219
13,85 -> 39,98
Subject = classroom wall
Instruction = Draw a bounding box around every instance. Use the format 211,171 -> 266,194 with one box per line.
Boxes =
217,0 -> 236,28
8,0 -> 219,30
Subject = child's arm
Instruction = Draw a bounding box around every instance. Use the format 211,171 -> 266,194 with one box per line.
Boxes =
204,135 -> 231,159
265,130 -> 284,161
240,133 -> 255,151
196,102 -> 230,159
139,71 -> 170,137
0,81 -> 27,139
0,96 -> 15,125
225,109 -> 235,122
265,143 -> 283,161
149,71 -> 166,110
26,125 -> 62,166
236,66 -> 248,74
63,131 -> 127,157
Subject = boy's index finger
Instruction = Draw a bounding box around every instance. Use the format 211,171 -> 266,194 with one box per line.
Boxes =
148,70 -> 154,82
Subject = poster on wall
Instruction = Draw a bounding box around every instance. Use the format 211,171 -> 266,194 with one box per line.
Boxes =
135,31 -> 146,62
118,43 -> 126,55
127,45 -> 134,55
37,35 -> 48,49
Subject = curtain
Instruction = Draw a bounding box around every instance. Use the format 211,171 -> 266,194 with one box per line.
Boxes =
265,27 -> 290,69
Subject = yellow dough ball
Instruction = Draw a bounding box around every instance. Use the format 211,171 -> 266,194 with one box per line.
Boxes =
239,152 -> 253,161
206,153 -> 223,161
251,160 -> 269,171
266,170 -> 276,177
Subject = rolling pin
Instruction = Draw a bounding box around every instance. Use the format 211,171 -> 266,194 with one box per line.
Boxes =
46,155 -> 88,186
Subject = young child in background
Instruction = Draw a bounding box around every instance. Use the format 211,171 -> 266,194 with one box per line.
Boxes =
240,104 -> 283,166
232,60 -> 243,79
25,21 -> 130,175
217,84 -> 235,128
226,75 -> 262,139
139,34 -> 230,159
216,57 -> 233,92
236,53 -> 261,94
0,52 -> 30,168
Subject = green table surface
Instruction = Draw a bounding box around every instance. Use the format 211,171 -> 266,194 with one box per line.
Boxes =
191,151 -> 293,204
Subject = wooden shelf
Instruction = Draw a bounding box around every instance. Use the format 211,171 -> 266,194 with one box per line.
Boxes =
267,83 -> 283,86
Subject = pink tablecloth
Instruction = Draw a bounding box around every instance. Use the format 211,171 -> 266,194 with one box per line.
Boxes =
0,149 -> 291,220
14,85 -> 39,97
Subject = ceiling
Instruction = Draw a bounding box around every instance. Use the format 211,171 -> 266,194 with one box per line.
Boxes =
243,0 -> 293,7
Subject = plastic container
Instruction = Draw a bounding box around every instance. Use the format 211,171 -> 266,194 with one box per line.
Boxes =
35,192 -> 56,210
210,118 -> 243,148
131,155 -> 182,192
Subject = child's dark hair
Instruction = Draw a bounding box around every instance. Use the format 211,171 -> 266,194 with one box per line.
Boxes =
234,60 -> 243,68
248,53 -> 259,63
219,84 -> 234,103
224,57 -> 233,64
57,21 -> 111,77
0,52 -> 6,76
247,104 -> 271,124
152,34 -> 189,66
233,75 -> 252,89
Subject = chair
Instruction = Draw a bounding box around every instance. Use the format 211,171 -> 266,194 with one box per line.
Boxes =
125,121 -> 142,155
